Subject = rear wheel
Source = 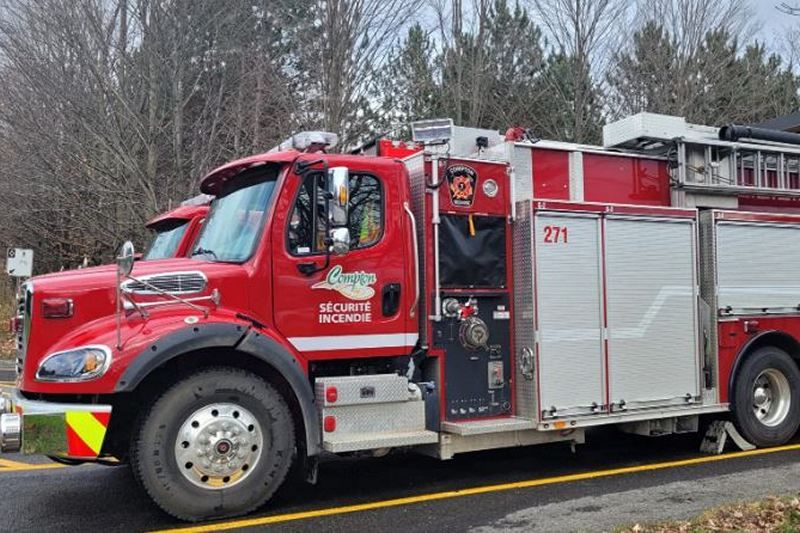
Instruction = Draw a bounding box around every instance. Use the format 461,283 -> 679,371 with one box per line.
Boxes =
131,367 -> 295,521
731,346 -> 800,447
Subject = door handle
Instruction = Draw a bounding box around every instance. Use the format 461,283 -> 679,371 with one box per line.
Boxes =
382,283 -> 401,317
297,262 -> 318,275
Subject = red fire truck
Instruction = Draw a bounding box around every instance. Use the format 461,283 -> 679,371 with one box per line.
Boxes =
2,117 -> 800,521
143,201 -> 209,260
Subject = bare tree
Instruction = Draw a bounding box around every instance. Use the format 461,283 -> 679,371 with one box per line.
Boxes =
777,1 -> 800,16
0,0 -> 300,271
297,0 -> 424,146
529,0 -> 629,142
776,2 -> 800,72
636,0 -> 755,57
530,0 -> 629,71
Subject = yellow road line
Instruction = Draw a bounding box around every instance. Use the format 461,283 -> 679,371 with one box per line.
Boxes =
153,443 -> 800,533
0,381 -> 16,388
0,458 -> 30,468
0,458 -> 64,472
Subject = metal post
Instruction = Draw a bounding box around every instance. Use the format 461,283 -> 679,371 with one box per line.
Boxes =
430,157 -> 442,322
756,151 -> 763,188
115,268 -> 122,350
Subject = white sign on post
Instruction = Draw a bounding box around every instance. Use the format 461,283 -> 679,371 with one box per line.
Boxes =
6,248 -> 33,277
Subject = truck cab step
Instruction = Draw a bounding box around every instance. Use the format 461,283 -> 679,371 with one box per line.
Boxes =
441,417 -> 536,436
322,430 -> 439,453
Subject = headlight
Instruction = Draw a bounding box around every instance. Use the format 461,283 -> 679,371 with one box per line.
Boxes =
35,345 -> 111,382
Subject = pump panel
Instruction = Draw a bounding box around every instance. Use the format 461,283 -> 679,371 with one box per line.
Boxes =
433,292 -> 512,420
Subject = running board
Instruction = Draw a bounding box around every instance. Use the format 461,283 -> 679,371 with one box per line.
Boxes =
441,417 -> 536,436
699,420 -> 755,454
323,430 -> 439,453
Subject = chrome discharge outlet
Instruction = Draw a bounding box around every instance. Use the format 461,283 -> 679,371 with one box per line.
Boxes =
0,395 -> 21,453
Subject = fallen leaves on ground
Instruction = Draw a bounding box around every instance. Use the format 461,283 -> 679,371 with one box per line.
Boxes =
620,495 -> 800,532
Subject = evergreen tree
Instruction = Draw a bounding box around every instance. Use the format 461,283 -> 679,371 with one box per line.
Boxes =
608,22 -> 800,127
606,22 -> 680,118
534,52 -> 605,143
375,24 -> 442,130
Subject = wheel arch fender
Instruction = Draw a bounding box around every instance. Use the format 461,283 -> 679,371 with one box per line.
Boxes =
235,329 -> 320,457
115,323 -> 320,456
728,329 -> 800,403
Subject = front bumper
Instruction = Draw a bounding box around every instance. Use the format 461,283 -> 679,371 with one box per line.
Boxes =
0,388 -> 112,458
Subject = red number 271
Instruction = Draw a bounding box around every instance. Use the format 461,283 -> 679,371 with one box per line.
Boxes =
543,225 -> 568,244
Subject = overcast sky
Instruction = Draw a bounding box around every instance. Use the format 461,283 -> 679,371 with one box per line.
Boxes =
755,1 -> 797,49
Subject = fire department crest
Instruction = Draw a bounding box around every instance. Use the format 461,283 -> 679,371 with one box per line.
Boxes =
445,164 -> 478,207
312,265 -> 377,301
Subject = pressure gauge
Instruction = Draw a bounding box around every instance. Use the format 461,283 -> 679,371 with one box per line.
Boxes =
482,179 -> 498,198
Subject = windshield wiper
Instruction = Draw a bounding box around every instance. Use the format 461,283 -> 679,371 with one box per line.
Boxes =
191,247 -> 218,259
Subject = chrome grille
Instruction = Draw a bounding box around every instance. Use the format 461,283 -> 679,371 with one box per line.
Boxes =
16,283 -> 32,376
123,271 -> 207,295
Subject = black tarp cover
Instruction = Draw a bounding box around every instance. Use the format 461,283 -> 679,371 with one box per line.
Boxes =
439,214 -> 506,288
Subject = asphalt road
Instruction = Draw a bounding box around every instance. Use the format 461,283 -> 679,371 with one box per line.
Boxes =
0,359 -> 15,384
1,399 -> 799,533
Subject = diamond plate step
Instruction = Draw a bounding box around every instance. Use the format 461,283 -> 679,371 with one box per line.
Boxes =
322,429 -> 439,453
441,417 -> 536,436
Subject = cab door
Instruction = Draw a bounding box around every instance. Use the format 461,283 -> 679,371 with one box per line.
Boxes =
271,161 -> 417,359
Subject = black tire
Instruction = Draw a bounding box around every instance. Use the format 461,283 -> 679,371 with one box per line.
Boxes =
47,455 -> 86,466
731,346 -> 800,447
131,367 -> 295,521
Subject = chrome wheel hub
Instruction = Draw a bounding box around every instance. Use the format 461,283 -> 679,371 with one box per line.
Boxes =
174,403 -> 263,489
752,368 -> 791,428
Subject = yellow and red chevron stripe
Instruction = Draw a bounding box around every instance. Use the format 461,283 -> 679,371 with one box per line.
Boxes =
65,411 -> 110,457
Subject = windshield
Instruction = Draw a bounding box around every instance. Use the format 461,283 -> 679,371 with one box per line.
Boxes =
144,221 -> 189,260
192,166 -> 279,262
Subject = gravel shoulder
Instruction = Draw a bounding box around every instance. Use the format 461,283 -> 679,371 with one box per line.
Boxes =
471,462 -> 800,533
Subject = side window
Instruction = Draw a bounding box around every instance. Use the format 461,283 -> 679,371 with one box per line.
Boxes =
288,172 -> 383,255
348,174 -> 382,248
287,174 -> 325,254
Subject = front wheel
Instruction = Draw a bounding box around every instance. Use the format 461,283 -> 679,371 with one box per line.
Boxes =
731,346 -> 800,447
131,367 -> 296,521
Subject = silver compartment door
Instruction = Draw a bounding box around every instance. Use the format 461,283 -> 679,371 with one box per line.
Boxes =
605,217 -> 700,409
535,212 -> 604,417
717,221 -> 800,312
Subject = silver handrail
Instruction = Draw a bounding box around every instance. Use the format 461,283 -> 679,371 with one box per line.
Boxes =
403,201 -> 419,318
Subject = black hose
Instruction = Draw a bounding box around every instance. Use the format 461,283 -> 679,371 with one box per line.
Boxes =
719,124 -> 800,146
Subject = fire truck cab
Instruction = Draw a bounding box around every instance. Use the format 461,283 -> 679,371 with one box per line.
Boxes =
143,199 -> 210,260
2,119 -> 800,521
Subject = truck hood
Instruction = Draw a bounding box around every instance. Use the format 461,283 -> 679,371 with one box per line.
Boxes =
22,258 -> 252,379
33,263 -> 117,282
31,258 -> 219,293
